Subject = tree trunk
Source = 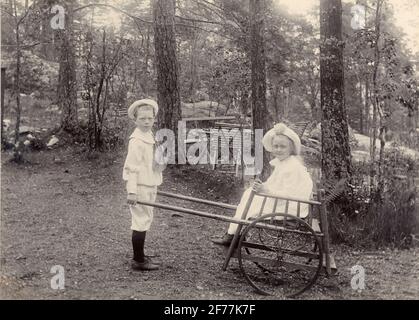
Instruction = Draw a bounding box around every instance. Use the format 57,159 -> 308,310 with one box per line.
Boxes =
94,29 -> 107,150
250,0 -> 270,179
320,0 -> 351,183
189,21 -> 199,104
14,20 -> 21,144
57,0 -> 78,133
370,0 -> 383,190
285,87 -> 290,119
41,12 -> 54,60
359,82 -> 364,134
1,67 -> 5,147
153,0 -> 182,134
153,0 -> 182,165
273,85 -> 280,122
364,78 -> 370,133
144,25 -> 151,95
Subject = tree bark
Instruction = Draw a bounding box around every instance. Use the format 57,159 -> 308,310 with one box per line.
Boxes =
320,0 -> 351,183
153,0 -> 182,134
14,2 -> 21,145
370,0 -> 383,190
359,81 -> 366,134
250,0 -> 270,179
57,0 -> 78,132
1,67 -> 5,147
364,78 -> 369,133
144,25 -> 151,95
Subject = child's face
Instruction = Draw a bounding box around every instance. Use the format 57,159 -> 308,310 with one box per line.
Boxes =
135,106 -> 155,132
271,135 -> 293,161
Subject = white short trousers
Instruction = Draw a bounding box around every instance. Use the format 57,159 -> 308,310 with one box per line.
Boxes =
130,185 -> 157,231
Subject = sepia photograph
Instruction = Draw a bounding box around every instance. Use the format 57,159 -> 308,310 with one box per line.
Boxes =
1,0 -> 418,303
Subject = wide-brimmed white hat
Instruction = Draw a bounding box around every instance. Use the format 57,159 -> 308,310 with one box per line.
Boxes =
127,99 -> 158,120
262,123 -> 301,155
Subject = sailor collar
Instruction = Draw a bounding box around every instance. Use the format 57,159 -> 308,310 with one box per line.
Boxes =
130,128 -> 155,144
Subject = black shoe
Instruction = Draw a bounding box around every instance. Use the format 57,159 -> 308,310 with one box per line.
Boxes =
212,234 -> 234,246
144,256 -> 161,265
131,259 -> 159,271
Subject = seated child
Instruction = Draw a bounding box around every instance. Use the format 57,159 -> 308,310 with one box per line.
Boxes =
212,123 -> 313,246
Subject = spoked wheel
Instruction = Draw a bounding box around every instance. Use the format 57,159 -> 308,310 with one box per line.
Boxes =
237,213 -> 323,298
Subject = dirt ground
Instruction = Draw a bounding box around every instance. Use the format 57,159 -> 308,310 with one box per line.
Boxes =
1,146 -> 419,300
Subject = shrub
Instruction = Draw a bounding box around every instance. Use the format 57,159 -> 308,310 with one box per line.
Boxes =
328,148 -> 418,249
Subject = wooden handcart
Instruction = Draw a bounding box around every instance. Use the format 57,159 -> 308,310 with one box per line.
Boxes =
136,187 -> 336,298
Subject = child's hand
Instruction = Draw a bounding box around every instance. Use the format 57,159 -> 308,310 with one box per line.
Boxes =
252,179 -> 264,193
127,193 -> 137,205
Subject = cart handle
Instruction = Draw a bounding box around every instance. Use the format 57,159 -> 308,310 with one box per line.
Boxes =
136,199 -> 322,236
157,191 -> 237,211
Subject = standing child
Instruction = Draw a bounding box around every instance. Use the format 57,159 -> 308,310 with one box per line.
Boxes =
212,123 -> 313,246
123,99 -> 165,271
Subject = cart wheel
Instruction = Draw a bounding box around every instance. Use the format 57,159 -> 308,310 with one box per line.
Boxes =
237,213 -> 323,298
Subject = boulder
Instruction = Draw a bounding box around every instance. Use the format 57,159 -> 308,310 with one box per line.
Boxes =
46,135 -> 59,148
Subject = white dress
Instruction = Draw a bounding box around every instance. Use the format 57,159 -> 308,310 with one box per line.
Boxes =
227,156 -> 313,235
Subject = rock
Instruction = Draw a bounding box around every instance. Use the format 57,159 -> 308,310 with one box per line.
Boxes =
2,119 -> 11,131
171,213 -> 184,218
411,234 -> 419,247
19,126 -> 39,134
47,135 -> 59,148
54,157 -> 63,164
8,193 -> 18,200
352,150 -> 370,162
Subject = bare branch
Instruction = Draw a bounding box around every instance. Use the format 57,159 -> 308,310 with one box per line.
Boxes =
1,41 -> 51,49
195,0 -> 224,12
0,7 -> 15,18
16,0 -> 37,25
174,22 -> 234,40
74,3 -> 152,24
175,14 -> 222,25
192,0 -> 226,22
192,0 -> 245,33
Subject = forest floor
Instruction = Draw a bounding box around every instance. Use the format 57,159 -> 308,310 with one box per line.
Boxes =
1,144 -> 419,300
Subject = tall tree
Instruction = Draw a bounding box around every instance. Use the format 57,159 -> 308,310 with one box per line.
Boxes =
249,0 -> 270,179
57,0 -> 78,132
319,0 -> 351,185
153,0 -> 181,134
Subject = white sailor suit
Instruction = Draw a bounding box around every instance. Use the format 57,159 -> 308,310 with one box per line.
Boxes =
123,128 -> 162,231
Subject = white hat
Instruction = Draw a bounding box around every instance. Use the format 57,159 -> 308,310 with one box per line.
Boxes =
262,123 -> 301,155
127,99 -> 158,120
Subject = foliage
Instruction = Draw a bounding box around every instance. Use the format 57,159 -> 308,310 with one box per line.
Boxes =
1,50 -> 59,96
80,28 -> 130,151
343,1 -> 418,138
329,148 -> 418,248
208,46 -> 250,115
